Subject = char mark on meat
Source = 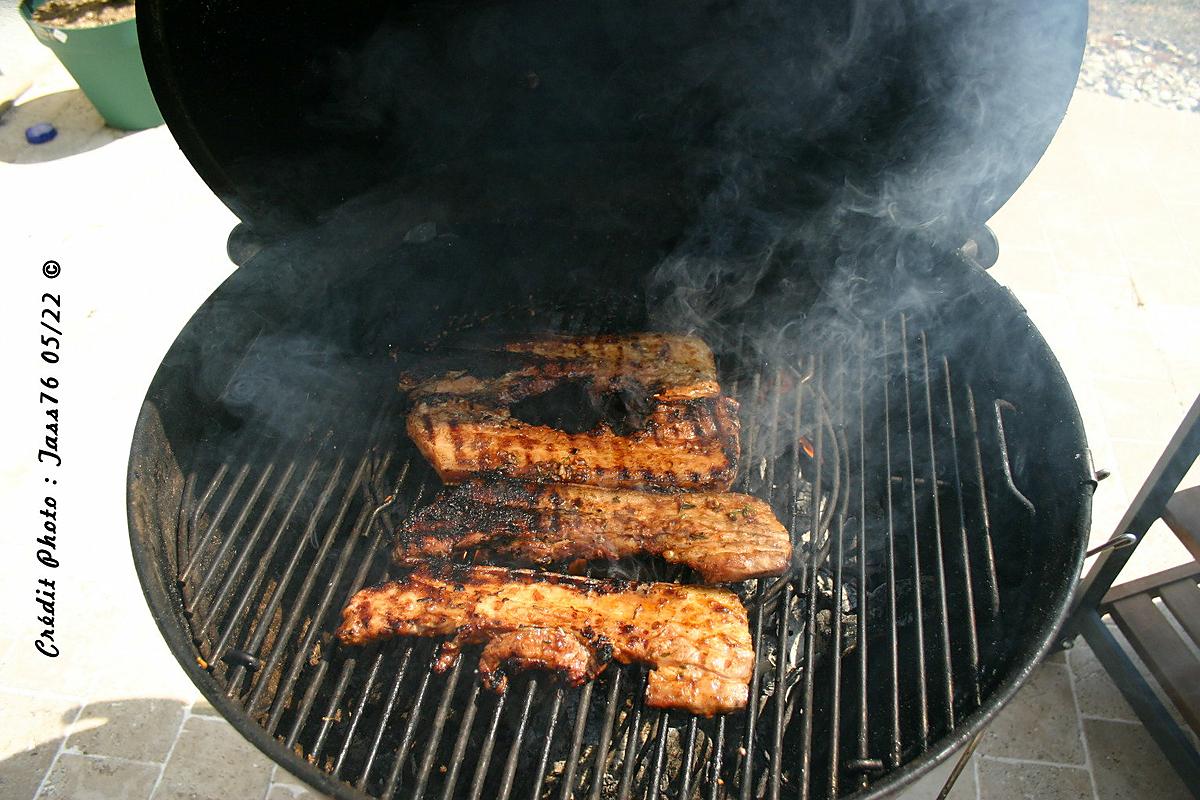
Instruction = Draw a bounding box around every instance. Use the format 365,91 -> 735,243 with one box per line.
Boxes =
407,395 -> 740,491
400,333 -> 720,404
396,479 -> 791,582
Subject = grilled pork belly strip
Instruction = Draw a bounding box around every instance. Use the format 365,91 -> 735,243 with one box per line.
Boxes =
396,480 -> 791,583
336,566 -> 753,716
407,395 -> 740,491
401,333 -> 720,403
497,334 -> 721,402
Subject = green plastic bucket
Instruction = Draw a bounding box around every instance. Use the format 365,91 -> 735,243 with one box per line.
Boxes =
20,0 -> 162,131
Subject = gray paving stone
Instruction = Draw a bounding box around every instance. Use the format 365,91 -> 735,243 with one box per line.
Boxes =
267,787 -> 330,800
151,716 -> 272,800
187,699 -> 221,719
65,699 -> 186,764
1085,718 -> 1192,800
1092,376 -> 1185,447
976,757 -> 1093,800
268,769 -> 332,800
271,767 -> 331,796
36,753 -> 158,800
991,248 -> 1064,295
1043,647 -> 1068,664
1068,639 -> 1138,722
1128,258 -> 1200,308
978,663 -> 1086,765
0,691 -> 81,800
1076,316 -> 1173,385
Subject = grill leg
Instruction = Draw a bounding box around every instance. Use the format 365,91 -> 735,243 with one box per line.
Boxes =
936,729 -> 984,800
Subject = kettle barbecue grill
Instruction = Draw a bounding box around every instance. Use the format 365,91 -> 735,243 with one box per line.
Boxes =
126,2 -> 1095,798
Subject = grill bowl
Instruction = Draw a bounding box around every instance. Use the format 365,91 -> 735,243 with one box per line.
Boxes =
128,238 -> 1091,799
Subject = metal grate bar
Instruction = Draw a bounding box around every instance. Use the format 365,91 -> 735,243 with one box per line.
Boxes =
286,658 -> 330,749
224,457 -> 348,695
745,368 -> 790,800
265,452 -> 397,734
182,461 -> 253,582
439,684 -> 482,800
942,359 -> 982,707
765,368 -> 785,510
826,515 -> 845,800
617,681 -> 647,800
411,656 -> 467,799
188,462 -> 230,552
310,657 -> 358,758
678,717 -> 700,800
740,582 -> 767,800
496,680 -> 541,800
269,506 -> 373,734
763,367 -> 792,796
208,454 -> 326,665
744,371 -> 763,490
328,469 -> 418,774
467,690 -> 508,800
334,649 -> 387,776
798,578 -> 819,800
194,458 -> 298,638
706,716 -> 726,800
175,475 -> 197,584
648,710 -> 671,800
629,713 -> 665,793
559,680 -> 596,800
233,401 -> 394,704
244,453 -> 375,713
826,347 -> 848,800
771,581 -> 793,800
880,320 -> 902,767
381,665 -> 435,799
357,642 -> 416,790
587,668 -> 626,800
966,387 -> 1002,615
528,688 -> 566,800
919,334 -> 955,732
187,459 -> 277,611
898,314 -> 930,750
854,346 -> 871,792
797,355 -> 825,800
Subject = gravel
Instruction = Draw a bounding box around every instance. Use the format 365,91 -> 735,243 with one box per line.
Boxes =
1079,30 -> 1200,112
1079,0 -> 1200,114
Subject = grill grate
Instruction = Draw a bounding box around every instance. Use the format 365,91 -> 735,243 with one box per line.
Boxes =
174,311 -> 1027,799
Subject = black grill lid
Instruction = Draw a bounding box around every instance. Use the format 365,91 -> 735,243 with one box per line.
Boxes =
137,0 -> 1085,249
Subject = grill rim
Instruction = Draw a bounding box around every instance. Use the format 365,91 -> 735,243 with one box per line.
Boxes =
127,259 -> 1094,800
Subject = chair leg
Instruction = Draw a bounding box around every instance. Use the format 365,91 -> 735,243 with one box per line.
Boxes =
1078,610 -> 1200,798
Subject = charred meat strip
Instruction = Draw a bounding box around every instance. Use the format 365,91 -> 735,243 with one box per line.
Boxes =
497,333 -> 721,402
396,480 -> 791,583
406,395 -> 740,491
337,566 -> 753,716
400,333 -> 720,403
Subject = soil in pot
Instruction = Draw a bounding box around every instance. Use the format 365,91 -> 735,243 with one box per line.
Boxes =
32,0 -> 134,29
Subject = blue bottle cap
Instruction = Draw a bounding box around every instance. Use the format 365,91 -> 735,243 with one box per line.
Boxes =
26,123 -> 58,144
